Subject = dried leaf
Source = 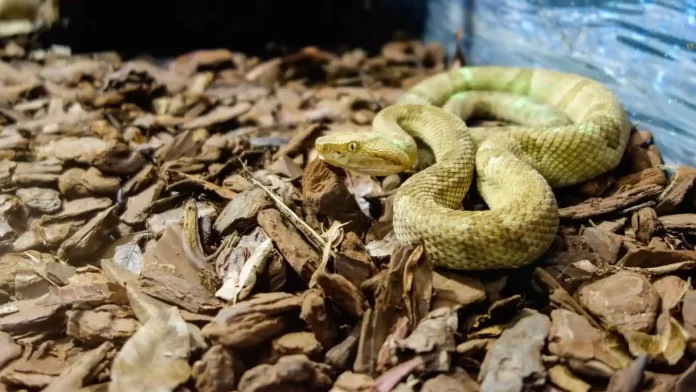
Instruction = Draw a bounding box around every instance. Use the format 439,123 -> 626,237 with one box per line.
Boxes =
109,306 -> 192,392
619,317 -> 689,365
216,237 -> 273,303
548,365 -> 590,392
479,312 -> 550,391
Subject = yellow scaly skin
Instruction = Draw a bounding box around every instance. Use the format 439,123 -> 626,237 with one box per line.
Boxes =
315,66 -> 631,270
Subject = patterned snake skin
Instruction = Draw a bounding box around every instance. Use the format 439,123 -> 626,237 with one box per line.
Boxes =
315,66 -> 631,270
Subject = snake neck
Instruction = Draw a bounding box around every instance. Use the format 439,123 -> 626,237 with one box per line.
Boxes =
373,104 -> 474,168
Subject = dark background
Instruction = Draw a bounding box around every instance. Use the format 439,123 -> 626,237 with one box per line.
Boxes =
39,0 -> 427,59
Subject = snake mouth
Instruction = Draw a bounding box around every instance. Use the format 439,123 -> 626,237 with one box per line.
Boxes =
315,150 -> 401,176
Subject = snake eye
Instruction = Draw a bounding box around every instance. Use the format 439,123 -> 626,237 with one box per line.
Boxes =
347,142 -> 358,152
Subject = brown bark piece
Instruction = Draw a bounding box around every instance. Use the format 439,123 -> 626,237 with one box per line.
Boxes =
629,144 -> 662,172
36,135 -> 113,164
548,309 -> 632,370
66,305 -> 140,345
174,49 -> 243,75
595,217 -> 627,233
315,271 -> 368,319
580,173 -> 614,197
397,307 -> 458,354
659,214 -> 696,235
432,271 -> 486,310
262,253 -> 288,293
559,184 -> 664,219
138,265 -> 224,314
655,166 -> 696,214
80,167 -> 121,196
421,367 -> 479,392
121,164 -> 157,195
15,187 -> 62,213
612,168 -> 667,194
648,237 -> 669,250
12,160 -> 63,185
191,345 -> 245,392
333,253 -> 378,290
577,271 -> 660,332
681,290 -> 696,355
57,206 -> 120,261
325,325 -> 361,371
0,331 -> 22,368
617,248 -> 696,268
353,244 -> 422,374
273,123 -> 324,160
331,371 -> 376,392
631,207 -> 661,243
145,224 -> 203,288
338,230 -> 375,263
533,267 -> 603,329
0,298 -> 65,335
257,208 -> 320,284
301,158 -> 370,234
652,276 -> 688,312
237,354 -> 333,392
201,292 -> 301,348
582,227 -> 624,263
120,182 -> 162,226
213,187 -> 272,235
40,197 -> 112,224
182,103 -> 251,129
222,173 -> 255,193
271,331 -> 323,361
300,288 -> 339,349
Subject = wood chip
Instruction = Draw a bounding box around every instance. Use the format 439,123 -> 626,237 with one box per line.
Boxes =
655,166 -> 696,214
577,271 -> 660,332
201,292 -> 301,348
257,208 -> 320,284
560,184 -> 664,219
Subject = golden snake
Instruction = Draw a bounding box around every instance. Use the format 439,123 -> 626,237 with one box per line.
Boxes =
315,66 -> 631,270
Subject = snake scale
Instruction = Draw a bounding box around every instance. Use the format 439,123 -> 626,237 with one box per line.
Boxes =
315,66 -> 631,270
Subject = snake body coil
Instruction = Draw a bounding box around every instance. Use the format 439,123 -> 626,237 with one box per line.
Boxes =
315,66 -> 631,270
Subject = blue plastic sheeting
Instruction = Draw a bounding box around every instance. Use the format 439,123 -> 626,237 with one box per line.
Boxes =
400,0 -> 696,166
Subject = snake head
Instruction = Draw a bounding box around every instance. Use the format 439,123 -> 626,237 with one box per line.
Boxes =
315,132 -> 414,176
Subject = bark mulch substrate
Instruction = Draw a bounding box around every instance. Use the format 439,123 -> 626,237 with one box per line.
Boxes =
1,40 -> 696,392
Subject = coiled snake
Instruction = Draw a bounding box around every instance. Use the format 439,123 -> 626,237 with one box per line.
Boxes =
315,66 -> 631,270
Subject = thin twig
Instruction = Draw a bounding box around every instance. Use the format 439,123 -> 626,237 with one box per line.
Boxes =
310,220 -> 350,288
22,252 -> 60,288
238,158 -> 327,251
